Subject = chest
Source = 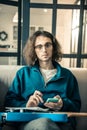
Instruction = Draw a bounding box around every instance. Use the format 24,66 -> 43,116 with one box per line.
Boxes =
22,72 -> 68,100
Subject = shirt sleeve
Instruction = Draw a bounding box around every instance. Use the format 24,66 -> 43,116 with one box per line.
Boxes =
61,74 -> 81,112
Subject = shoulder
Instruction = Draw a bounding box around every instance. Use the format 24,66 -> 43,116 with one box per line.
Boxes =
61,66 -> 78,83
55,62 -> 76,78
17,66 -> 31,72
54,61 -> 72,74
16,66 -> 32,76
16,65 -> 39,75
61,66 -> 73,75
62,66 -> 75,77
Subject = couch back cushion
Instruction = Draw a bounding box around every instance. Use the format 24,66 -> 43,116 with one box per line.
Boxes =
0,65 -> 22,106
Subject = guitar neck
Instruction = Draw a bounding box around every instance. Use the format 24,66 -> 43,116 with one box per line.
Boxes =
67,112 -> 87,117
54,112 -> 87,117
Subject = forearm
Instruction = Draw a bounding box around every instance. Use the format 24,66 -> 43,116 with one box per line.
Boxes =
61,98 -> 81,112
5,99 -> 26,107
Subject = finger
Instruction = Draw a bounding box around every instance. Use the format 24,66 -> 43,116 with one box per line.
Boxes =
26,98 -> 37,107
54,95 -> 61,100
27,95 -> 39,105
34,90 -> 43,97
33,96 -> 40,104
54,95 -> 63,104
30,100 -> 37,106
44,101 -> 62,110
32,94 -> 44,104
36,94 -> 44,103
44,102 -> 55,108
34,90 -> 43,103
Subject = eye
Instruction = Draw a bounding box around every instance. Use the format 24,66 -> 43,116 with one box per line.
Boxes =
35,45 -> 43,49
37,45 -> 42,49
45,42 -> 52,48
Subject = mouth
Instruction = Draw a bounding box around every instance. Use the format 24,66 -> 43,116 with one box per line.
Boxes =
42,55 -> 48,57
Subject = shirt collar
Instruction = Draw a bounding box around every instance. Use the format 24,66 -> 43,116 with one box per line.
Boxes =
32,60 -> 65,78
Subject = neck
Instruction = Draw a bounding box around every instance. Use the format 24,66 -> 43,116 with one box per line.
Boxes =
39,61 -> 54,70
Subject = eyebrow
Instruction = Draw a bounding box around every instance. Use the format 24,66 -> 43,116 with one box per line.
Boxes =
35,42 -> 52,46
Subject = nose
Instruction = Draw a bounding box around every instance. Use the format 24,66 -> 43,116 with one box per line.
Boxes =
42,45 -> 47,51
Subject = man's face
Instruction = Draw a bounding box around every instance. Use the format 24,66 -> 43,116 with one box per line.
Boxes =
35,36 -> 53,62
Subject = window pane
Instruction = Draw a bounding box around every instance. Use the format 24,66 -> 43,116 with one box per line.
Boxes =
60,58 -> 77,67
0,4 -> 18,52
56,9 -> 80,54
85,0 -> 87,5
57,0 -> 80,4
0,57 -> 17,65
30,0 -> 52,3
30,8 -> 52,36
71,9 -> 80,54
81,59 -> 87,68
82,10 -> 87,54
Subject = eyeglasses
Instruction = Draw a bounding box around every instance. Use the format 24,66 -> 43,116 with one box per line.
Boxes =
34,42 -> 52,50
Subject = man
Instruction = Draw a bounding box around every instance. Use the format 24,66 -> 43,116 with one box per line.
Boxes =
5,31 -> 81,130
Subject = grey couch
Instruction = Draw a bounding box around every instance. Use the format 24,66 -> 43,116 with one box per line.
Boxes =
0,65 -> 87,130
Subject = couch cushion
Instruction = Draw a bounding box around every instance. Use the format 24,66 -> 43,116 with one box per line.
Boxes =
0,65 -> 22,106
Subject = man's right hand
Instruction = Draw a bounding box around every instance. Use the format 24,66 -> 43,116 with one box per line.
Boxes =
26,90 -> 43,107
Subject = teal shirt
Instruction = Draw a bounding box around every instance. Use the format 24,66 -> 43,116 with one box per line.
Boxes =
5,61 -> 81,112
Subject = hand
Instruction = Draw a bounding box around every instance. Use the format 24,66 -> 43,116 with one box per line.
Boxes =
44,95 -> 63,111
26,90 -> 44,107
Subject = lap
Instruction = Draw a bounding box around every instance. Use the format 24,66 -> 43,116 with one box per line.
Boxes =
19,118 -> 74,130
19,118 -> 60,130
2,118 -> 74,130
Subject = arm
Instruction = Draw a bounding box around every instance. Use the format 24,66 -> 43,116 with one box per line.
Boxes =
61,75 -> 81,112
5,69 -> 44,108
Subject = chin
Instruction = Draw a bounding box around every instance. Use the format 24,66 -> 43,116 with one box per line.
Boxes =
42,59 -> 51,62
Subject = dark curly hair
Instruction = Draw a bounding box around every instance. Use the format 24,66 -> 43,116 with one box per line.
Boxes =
23,30 -> 62,65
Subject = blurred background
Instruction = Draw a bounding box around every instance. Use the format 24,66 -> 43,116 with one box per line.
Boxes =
0,0 -> 87,68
